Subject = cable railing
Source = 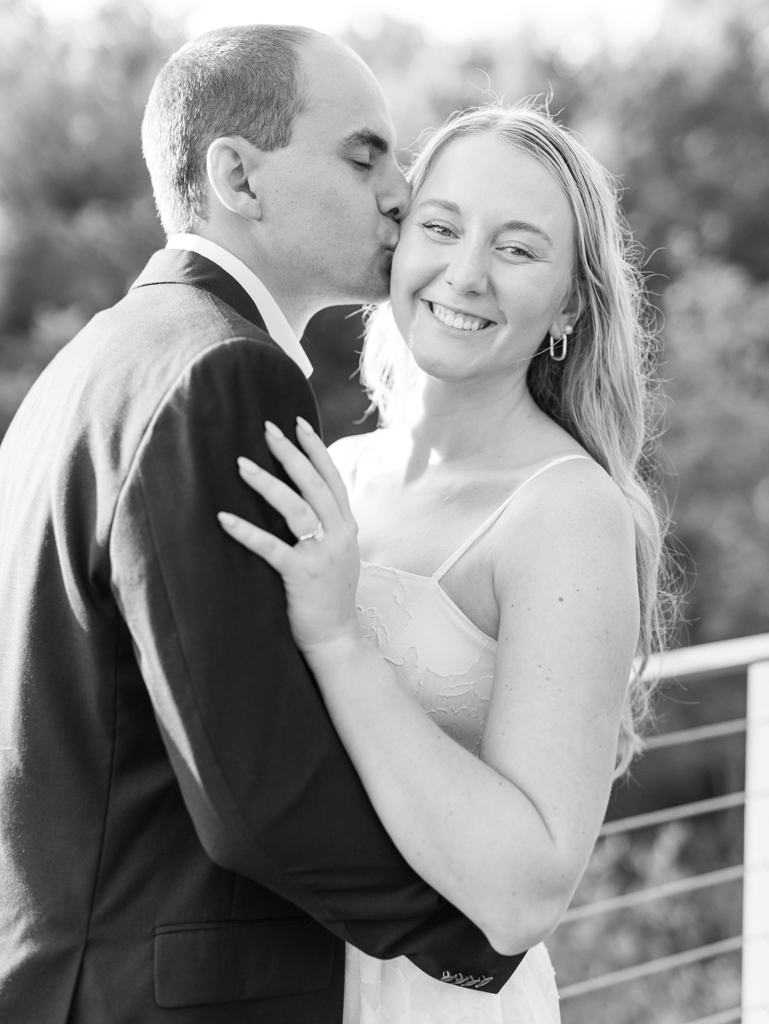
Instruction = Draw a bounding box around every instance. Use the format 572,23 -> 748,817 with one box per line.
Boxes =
554,633 -> 769,1024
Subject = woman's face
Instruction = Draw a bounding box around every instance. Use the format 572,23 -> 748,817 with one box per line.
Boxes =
390,132 -> 577,386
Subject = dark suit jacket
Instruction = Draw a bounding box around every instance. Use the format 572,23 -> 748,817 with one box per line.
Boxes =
0,249 -> 524,1022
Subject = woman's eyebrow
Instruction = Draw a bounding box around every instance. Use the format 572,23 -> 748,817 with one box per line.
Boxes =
342,129 -> 390,154
416,198 -> 461,215
499,219 -> 554,247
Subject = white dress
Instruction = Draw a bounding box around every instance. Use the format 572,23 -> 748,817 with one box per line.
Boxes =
339,450 -> 590,1024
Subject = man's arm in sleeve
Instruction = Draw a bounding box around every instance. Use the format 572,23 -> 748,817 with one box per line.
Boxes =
110,335 -> 525,991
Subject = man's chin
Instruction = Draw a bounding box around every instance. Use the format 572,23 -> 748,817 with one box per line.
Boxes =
343,269 -> 392,306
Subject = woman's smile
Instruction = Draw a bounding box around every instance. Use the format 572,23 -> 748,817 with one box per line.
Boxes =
422,299 -> 496,333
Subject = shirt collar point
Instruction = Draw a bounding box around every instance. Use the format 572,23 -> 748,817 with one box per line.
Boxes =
163,235 -> 314,377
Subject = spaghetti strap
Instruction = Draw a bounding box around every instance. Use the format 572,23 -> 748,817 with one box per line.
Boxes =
432,454 -> 593,581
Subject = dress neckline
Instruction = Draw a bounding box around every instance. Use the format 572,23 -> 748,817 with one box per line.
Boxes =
359,560 -> 498,646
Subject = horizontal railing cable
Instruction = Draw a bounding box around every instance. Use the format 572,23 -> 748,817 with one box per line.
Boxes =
553,646 -> 769,1017
557,935 -> 743,1001
600,787 -> 769,838
561,864 -> 744,923
644,719 -> 747,750
599,791 -> 746,837
679,1008 -> 742,1024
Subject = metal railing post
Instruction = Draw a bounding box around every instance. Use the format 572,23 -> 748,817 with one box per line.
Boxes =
742,659 -> 769,1023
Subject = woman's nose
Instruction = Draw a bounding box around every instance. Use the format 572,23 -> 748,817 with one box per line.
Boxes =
445,243 -> 489,295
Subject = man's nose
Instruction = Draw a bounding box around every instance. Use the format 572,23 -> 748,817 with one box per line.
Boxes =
380,163 -> 411,224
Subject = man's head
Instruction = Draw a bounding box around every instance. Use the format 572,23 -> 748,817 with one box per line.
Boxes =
142,26 -> 409,321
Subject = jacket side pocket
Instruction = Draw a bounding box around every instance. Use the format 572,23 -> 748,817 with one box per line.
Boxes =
154,917 -> 335,1008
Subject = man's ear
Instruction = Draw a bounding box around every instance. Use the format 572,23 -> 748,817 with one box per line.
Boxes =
206,137 -> 263,221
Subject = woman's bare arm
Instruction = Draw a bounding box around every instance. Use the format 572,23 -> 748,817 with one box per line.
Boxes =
219,421 -> 639,954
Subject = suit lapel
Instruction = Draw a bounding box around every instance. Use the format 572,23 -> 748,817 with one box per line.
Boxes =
131,249 -> 269,335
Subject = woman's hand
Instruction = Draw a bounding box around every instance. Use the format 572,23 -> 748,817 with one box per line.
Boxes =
218,417 -> 362,654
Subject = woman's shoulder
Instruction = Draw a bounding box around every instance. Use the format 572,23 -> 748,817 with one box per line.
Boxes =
527,454 -> 632,529
494,455 -> 636,572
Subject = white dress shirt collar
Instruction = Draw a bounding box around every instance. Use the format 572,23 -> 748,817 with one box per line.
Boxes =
165,233 -> 313,379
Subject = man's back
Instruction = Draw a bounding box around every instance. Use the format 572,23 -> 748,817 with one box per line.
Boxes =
0,250 -> 344,1022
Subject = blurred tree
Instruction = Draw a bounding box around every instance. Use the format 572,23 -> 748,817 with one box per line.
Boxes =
571,0 -> 769,289
563,0 -> 769,642
662,259 -> 769,641
343,16 -> 584,159
0,0 -> 767,645
0,0 -> 179,434
0,1 -> 180,328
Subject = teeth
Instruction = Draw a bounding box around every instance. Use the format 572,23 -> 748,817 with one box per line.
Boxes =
430,303 -> 489,332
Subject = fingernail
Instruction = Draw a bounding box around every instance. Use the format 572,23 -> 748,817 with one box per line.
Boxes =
218,511 -> 240,529
237,456 -> 261,475
265,421 -> 284,440
296,416 -> 315,435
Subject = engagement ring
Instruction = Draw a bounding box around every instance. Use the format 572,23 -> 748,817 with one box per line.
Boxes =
298,523 -> 325,543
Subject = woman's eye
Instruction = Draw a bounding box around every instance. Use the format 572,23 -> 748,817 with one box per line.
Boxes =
351,157 -> 372,170
422,221 -> 455,238
500,244 -> 534,259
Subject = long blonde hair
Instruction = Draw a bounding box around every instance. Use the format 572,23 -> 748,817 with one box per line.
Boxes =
361,103 -> 674,775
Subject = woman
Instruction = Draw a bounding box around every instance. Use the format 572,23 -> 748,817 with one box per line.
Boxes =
218,104 -> 670,1023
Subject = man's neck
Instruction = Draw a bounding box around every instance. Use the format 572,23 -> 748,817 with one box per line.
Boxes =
191,224 -> 315,336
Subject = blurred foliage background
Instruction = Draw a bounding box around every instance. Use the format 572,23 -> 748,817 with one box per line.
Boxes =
2,0 -> 767,645
1,0 -> 766,1017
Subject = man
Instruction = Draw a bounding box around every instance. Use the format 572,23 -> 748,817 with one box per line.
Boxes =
0,25 -> 523,1023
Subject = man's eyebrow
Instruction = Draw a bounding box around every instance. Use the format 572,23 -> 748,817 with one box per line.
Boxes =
342,129 -> 390,154
417,199 -> 554,247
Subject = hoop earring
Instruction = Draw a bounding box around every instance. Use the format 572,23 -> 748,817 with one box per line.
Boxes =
549,325 -> 573,362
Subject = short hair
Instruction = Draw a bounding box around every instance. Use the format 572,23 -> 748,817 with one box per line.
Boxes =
142,25 -> 315,235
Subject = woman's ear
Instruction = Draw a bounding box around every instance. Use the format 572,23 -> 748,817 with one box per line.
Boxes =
206,137 -> 263,221
550,279 -> 583,338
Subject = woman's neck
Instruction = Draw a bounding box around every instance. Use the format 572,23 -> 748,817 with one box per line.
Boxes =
404,373 -> 545,472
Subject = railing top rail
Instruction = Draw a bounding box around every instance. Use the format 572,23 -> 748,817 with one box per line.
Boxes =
642,633 -> 769,682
